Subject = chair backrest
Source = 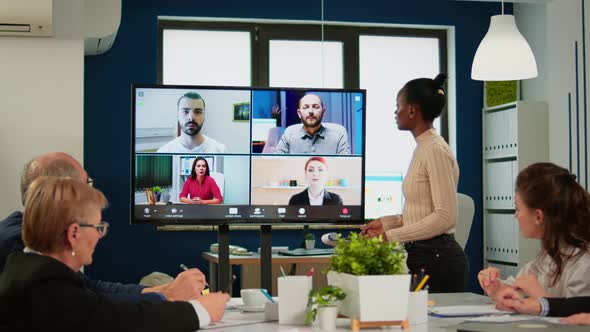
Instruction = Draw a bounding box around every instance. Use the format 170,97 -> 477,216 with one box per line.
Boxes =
210,172 -> 225,197
262,127 -> 285,153
455,193 -> 475,250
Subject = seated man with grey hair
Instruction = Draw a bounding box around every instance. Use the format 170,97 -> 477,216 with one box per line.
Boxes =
0,152 -> 206,303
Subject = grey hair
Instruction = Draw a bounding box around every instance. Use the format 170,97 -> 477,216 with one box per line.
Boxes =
20,158 -> 82,205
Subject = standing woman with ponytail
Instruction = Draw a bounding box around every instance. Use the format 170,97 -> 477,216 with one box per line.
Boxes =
361,74 -> 468,293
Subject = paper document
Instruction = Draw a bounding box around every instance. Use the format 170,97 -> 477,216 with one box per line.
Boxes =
429,304 -> 510,317
467,314 -> 562,324
201,310 -> 269,330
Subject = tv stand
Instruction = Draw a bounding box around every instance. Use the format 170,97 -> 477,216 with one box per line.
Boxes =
260,225 -> 272,292
217,224 -> 231,293
216,224 -> 273,294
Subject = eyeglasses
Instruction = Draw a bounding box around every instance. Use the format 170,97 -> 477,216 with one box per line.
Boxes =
86,177 -> 94,187
79,221 -> 109,237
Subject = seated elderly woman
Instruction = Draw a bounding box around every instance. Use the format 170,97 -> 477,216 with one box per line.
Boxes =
0,176 -> 229,331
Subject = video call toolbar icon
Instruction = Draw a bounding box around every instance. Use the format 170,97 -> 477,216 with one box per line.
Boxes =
228,207 -> 238,214
277,207 -> 286,214
144,208 -> 150,214
298,208 -> 306,215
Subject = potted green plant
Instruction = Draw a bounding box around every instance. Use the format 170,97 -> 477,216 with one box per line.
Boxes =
304,233 -> 316,250
305,285 -> 346,329
326,232 -> 410,322
152,185 -> 162,202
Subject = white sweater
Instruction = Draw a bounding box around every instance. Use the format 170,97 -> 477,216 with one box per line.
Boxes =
382,128 -> 459,243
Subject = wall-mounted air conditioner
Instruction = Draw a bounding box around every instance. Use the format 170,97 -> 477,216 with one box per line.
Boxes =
84,0 -> 121,55
0,0 -> 53,37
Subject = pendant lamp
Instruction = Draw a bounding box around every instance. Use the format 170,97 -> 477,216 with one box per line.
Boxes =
471,1 -> 537,81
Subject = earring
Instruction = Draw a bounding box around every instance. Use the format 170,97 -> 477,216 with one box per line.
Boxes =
535,220 -> 541,226
71,251 -> 76,256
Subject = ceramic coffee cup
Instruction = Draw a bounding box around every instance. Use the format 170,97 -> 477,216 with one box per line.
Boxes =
241,288 -> 268,309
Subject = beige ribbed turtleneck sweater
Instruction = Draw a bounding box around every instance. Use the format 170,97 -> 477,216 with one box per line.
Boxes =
382,128 -> 459,243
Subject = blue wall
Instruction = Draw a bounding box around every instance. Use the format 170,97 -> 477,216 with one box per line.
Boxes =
84,0 -> 503,293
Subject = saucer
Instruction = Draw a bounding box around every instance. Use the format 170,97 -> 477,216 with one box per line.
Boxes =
238,304 -> 265,312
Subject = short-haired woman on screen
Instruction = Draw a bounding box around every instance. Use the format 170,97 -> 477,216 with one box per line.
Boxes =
479,162 -> 590,302
0,176 -> 229,331
180,157 -> 223,205
361,74 -> 468,293
288,157 -> 343,206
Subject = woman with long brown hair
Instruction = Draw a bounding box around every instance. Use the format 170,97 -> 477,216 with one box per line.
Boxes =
479,162 -> 590,300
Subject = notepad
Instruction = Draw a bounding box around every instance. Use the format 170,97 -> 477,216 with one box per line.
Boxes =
429,305 -> 509,317
201,308 -> 269,329
277,248 -> 334,256
466,314 -> 562,324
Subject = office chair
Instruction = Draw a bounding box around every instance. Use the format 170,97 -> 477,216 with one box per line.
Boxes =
455,193 -> 475,250
210,172 -> 225,197
262,127 -> 285,153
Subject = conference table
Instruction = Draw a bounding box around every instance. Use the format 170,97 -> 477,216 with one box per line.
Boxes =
210,293 -> 587,332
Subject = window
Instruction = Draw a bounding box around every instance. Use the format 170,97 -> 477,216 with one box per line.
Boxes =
162,29 -> 251,86
159,20 -> 448,216
269,40 -> 343,88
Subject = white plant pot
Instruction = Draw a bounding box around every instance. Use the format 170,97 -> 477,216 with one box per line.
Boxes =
327,271 -> 411,322
317,305 -> 338,330
305,240 -> 315,249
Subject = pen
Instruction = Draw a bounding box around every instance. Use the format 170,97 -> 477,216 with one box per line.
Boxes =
260,288 -> 276,303
414,275 -> 430,292
224,274 -> 237,294
180,263 -> 209,288
477,272 -> 514,286
418,268 -> 425,283
280,265 -> 286,277
411,273 -> 418,291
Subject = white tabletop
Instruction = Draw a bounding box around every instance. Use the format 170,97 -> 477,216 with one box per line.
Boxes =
204,293 -> 490,332
207,293 -> 589,331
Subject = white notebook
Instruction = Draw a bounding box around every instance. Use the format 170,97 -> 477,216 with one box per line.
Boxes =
429,304 -> 509,317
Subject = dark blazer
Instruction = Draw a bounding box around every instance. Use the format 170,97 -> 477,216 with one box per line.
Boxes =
0,211 -> 163,303
0,211 -> 23,274
547,297 -> 590,317
288,188 -> 343,206
0,252 -> 199,332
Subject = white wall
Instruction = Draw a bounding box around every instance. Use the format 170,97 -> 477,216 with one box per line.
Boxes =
0,0 -> 84,217
514,3 -> 548,101
516,0 -> 589,188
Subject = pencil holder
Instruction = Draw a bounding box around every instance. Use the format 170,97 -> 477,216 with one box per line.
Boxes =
407,290 -> 428,325
278,276 -> 312,325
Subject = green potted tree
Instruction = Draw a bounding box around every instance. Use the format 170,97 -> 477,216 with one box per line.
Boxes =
326,232 -> 410,322
152,185 -> 162,202
304,233 -> 316,250
305,285 -> 346,330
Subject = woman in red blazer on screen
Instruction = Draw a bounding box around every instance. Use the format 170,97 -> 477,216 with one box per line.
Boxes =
180,157 -> 223,205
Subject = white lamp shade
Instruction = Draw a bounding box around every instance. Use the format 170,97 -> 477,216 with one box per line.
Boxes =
471,14 -> 538,81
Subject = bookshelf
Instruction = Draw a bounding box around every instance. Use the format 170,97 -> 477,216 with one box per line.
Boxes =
482,101 -> 548,277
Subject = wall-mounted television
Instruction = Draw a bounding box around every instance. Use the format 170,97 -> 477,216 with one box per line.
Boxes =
131,84 -> 365,224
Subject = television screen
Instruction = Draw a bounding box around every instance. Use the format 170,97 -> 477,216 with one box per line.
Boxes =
132,85 -> 365,224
